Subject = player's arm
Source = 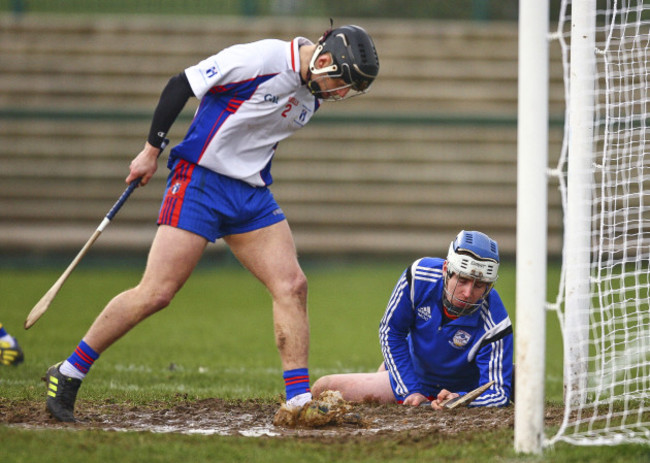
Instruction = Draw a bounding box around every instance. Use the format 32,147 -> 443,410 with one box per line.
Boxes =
127,72 -> 194,186
469,300 -> 514,407
147,72 -> 194,149
379,266 -> 424,403
470,334 -> 513,407
150,46 -> 251,151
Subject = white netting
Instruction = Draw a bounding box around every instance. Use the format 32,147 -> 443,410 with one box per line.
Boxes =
548,0 -> 650,446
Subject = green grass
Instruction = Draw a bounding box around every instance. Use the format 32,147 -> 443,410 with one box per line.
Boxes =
2,426 -> 647,463
1,259 -> 648,462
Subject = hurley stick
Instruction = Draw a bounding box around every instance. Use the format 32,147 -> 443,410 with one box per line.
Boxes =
24,140 -> 168,329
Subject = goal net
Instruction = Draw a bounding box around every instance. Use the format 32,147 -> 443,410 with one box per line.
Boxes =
548,0 -> 650,446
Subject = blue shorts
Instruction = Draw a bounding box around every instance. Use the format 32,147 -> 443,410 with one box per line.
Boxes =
387,370 -> 438,403
157,159 -> 286,242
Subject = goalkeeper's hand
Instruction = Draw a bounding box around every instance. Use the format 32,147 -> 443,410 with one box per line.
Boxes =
0,340 -> 24,366
431,389 -> 460,410
402,392 -> 429,406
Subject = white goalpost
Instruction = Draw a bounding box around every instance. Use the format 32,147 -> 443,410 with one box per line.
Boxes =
516,0 -> 650,452
514,0 -> 549,454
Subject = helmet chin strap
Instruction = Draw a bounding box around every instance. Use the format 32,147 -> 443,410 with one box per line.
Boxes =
442,272 -> 462,318
307,45 -> 337,98
307,76 -> 321,96
305,47 -> 325,97
442,270 -> 460,320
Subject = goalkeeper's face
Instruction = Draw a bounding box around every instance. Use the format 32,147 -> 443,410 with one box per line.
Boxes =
442,262 -> 493,317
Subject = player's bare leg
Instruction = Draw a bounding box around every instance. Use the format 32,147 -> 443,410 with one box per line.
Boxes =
84,225 -> 208,353
224,220 -> 309,372
312,371 -> 395,403
46,225 -> 207,422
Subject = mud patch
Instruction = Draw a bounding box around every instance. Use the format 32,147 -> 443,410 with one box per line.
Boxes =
0,396 -> 564,440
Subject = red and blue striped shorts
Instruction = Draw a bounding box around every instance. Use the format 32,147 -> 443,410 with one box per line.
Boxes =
157,159 -> 285,242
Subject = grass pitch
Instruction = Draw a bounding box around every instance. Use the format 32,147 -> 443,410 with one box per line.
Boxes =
1,258 -> 649,462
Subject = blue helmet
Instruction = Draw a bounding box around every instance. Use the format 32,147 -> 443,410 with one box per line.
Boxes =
443,230 -> 500,317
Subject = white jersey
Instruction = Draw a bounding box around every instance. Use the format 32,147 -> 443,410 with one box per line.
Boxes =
170,37 -> 320,187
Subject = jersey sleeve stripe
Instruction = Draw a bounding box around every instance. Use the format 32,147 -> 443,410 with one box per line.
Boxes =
290,39 -> 298,72
379,275 -> 410,397
471,338 -> 510,406
466,315 -> 512,362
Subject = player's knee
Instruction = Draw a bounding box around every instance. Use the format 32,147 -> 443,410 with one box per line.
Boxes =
292,272 -> 308,301
134,284 -> 176,315
312,375 -> 334,398
275,271 -> 308,305
150,291 -> 174,312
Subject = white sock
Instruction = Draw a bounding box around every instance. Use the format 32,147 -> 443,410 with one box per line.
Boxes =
286,392 -> 312,408
59,360 -> 86,380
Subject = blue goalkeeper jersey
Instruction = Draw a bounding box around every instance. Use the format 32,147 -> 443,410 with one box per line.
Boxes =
379,257 -> 513,407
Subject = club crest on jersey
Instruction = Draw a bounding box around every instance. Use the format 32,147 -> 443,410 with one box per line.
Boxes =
292,105 -> 312,128
450,330 -> 471,349
205,65 -> 219,79
416,306 -> 431,321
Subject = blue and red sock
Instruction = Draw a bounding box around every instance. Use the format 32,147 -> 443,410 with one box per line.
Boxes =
60,339 -> 99,380
283,368 -> 311,401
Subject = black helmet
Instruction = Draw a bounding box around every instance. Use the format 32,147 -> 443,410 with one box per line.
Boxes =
308,24 -> 380,100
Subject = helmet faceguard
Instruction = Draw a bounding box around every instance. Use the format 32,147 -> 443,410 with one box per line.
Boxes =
307,24 -> 379,101
442,230 -> 500,317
